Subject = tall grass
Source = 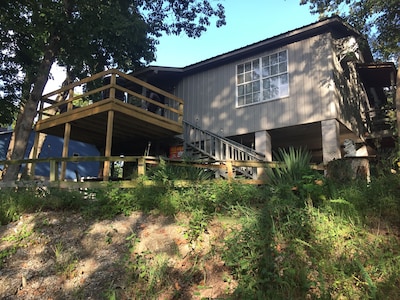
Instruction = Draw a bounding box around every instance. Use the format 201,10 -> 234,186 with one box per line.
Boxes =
1,154 -> 400,299
0,186 -> 83,225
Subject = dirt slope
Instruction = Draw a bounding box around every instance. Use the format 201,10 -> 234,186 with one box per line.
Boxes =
0,211 -> 236,299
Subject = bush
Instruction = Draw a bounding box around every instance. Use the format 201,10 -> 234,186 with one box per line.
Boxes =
265,147 -> 326,206
0,186 -> 84,225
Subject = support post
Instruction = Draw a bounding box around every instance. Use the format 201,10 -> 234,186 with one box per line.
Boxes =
255,130 -> 272,180
60,122 -> 71,181
49,160 -> 58,182
29,132 -> 40,179
137,157 -> 146,176
110,73 -> 116,100
60,88 -> 74,181
103,110 -> 114,181
226,160 -> 234,179
321,119 -> 341,165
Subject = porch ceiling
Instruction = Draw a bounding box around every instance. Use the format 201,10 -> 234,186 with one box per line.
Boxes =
34,99 -> 182,148
356,62 -> 396,88
269,122 -> 363,162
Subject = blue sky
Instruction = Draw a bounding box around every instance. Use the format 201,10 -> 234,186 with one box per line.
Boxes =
153,0 -> 318,67
45,1 -> 318,93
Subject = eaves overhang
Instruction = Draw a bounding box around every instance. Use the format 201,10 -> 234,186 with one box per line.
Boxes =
132,16 -> 365,82
182,16 -> 362,75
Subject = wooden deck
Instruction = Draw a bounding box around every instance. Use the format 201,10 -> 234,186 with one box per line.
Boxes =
35,69 -> 184,148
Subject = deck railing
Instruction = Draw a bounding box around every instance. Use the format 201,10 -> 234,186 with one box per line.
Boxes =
183,120 -> 265,161
362,107 -> 395,135
0,156 -> 284,187
183,120 -> 266,178
38,69 -> 184,124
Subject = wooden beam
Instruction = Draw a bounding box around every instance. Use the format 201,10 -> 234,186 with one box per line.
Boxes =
226,160 -> 234,179
137,157 -> 146,176
49,160 -> 58,182
110,73 -> 116,99
29,132 -> 40,179
60,122 -> 71,181
103,110 -> 114,181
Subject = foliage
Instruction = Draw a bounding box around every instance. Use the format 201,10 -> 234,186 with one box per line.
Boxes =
126,250 -> 171,299
267,147 -> 314,185
0,224 -> 33,269
300,0 -> 399,60
326,158 -> 353,184
265,147 -> 326,205
0,186 -> 83,225
147,157 -> 214,183
0,0 -> 226,180
223,173 -> 400,299
1,168 -> 400,298
0,0 -> 226,93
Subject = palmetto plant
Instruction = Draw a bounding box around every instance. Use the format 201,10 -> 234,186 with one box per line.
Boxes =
149,158 -> 214,182
266,147 -> 313,187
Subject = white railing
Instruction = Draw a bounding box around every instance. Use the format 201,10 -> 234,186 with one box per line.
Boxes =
183,121 -> 265,178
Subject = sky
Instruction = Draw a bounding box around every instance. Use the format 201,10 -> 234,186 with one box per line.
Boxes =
153,0 -> 318,67
45,1 -> 318,93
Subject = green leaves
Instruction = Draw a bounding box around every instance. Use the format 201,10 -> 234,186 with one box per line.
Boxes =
300,0 -> 399,60
140,0 -> 226,38
0,0 -> 226,125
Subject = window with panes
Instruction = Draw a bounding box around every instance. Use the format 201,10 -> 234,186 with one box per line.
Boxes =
236,50 -> 289,107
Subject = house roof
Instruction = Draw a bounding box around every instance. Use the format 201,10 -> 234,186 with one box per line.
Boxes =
134,16 -> 367,82
182,16 -> 366,74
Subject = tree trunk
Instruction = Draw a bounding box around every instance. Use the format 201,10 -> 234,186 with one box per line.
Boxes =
2,45 -> 57,182
396,56 -> 400,139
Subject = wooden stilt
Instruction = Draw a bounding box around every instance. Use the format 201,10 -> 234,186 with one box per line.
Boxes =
60,122 -> 71,181
103,110 -> 114,181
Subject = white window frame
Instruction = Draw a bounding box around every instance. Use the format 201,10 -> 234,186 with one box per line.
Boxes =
236,50 -> 289,107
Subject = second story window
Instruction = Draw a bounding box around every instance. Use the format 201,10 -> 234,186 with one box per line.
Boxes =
237,50 -> 289,107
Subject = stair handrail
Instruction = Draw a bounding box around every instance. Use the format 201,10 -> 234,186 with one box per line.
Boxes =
183,120 -> 265,161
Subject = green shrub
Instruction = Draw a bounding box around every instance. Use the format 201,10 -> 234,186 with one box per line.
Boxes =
148,158 -> 214,183
265,147 -> 325,205
0,187 -> 84,225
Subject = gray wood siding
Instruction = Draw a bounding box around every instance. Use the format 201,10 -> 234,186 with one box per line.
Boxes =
176,33 -> 337,137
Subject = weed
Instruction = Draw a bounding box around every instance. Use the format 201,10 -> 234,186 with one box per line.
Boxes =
51,241 -> 64,260
0,224 -> 33,268
103,285 -> 117,300
2,224 -> 33,243
184,209 -> 209,245
51,241 -> 79,278
1,157 -> 400,299
0,187 -> 84,224
148,157 -> 214,183
125,251 -> 171,298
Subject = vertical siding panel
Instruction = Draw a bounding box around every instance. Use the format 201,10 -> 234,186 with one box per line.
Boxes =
177,33 -> 338,136
302,37 -> 314,124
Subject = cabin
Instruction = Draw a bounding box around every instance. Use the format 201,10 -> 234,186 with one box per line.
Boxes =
134,16 -> 396,164
33,16 -> 397,181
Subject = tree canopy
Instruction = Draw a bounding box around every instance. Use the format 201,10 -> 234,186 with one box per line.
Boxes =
300,0 -> 399,61
0,0 -> 225,180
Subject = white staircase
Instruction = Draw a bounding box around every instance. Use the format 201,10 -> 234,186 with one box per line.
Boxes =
183,121 -> 265,178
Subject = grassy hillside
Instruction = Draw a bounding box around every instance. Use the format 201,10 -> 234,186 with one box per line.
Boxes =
1,152 -> 400,299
